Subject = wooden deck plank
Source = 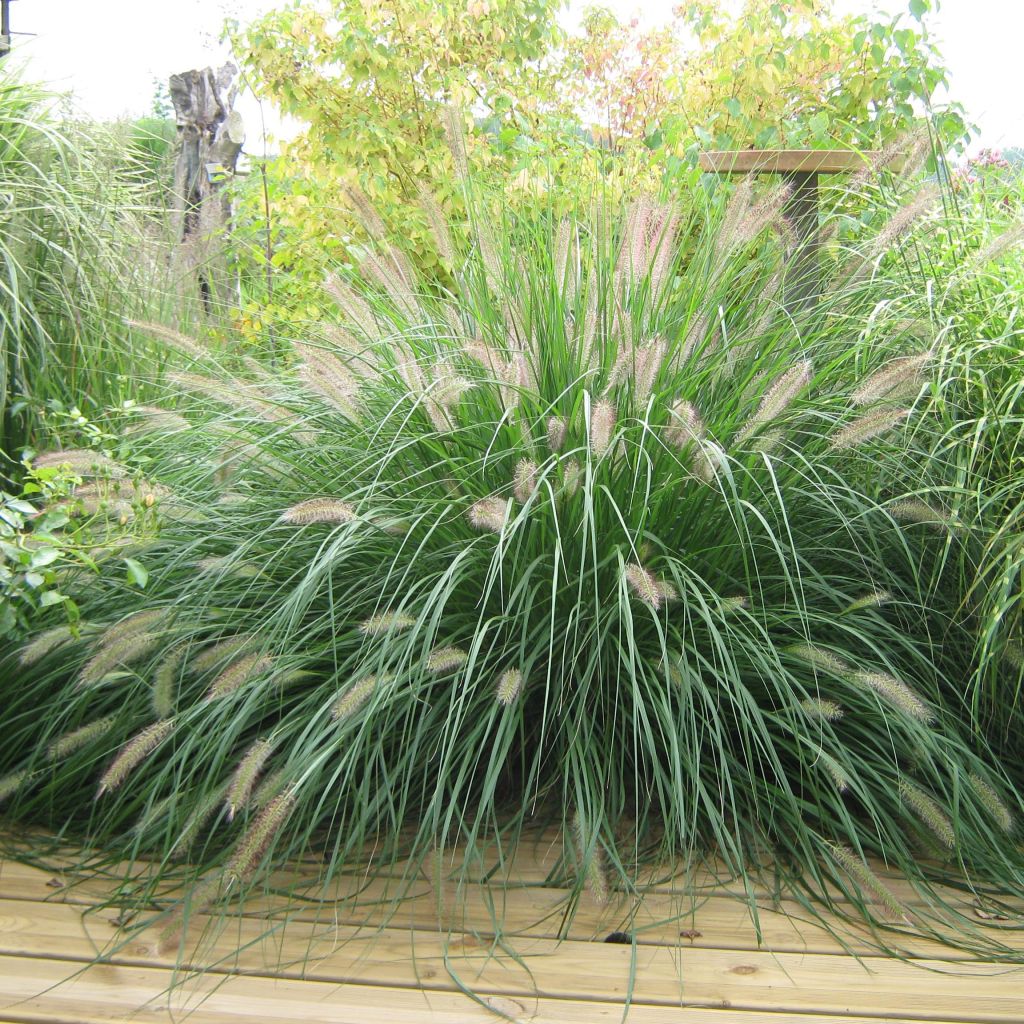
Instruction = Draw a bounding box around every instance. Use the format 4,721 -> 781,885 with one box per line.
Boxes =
0,954 -> 984,1024
1,898 -> 1022,1022
4,846 -> 1018,916
2,859 -> 1020,964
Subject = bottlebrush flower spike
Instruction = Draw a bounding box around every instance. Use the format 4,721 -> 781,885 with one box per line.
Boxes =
206,653 -> 274,701
739,360 -> 812,439
46,716 -> 117,761
899,779 -> 955,849
191,635 -> 256,675
624,563 -> 676,610
633,338 -> 667,405
829,408 -> 910,450
800,698 -> 844,722
333,675 -> 385,720
547,416 -> 568,452
513,459 -> 539,504
225,789 -> 297,885
468,496 -> 510,533
851,353 -> 931,406
589,398 -> 616,458
78,633 -> 164,688
852,670 -> 934,722
19,624 -> 77,666
427,646 -> 469,674
359,612 -> 417,636
787,644 -> 851,676
97,720 -> 174,797
828,842 -> 910,923
279,498 -> 357,526
666,400 -> 705,450
34,449 -> 128,478
495,668 -> 523,706
968,773 -> 1014,832
227,738 -> 276,821
889,499 -> 952,531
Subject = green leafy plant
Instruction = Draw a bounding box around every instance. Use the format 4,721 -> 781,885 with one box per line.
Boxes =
0,73 -> 182,469
2,174 -> 1022,970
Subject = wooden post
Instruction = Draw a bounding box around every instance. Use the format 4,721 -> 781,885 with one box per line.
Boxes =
1,0 -> 12,58
169,63 -> 245,316
782,170 -> 820,313
698,150 -> 877,313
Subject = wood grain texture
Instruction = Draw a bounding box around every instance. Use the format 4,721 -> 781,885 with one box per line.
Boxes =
1,842 -> 1022,1024
699,150 -> 878,174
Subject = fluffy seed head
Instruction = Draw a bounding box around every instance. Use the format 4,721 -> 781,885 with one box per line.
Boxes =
742,360 -> 812,437
97,720 -> 174,797
323,273 -> 378,338
191,635 -> 255,675
852,670 -> 934,723
624,563 -> 675,610
589,398 -> 616,457
153,647 -> 186,719
225,788 -> 297,885
0,770 -> 30,805
844,590 -> 893,613
572,810 -> 610,906
297,353 -> 362,421
968,773 -> 1014,833
735,182 -> 792,244
495,668 -> 523,706
125,406 -> 190,433
99,609 -> 170,648
828,842 -> 909,922
468,496 -> 510,533
547,416 -> 568,452
441,104 -> 469,180
829,408 -> 911,450
1004,642 -> 1023,670
427,645 -> 469,674
227,738 -> 276,821
359,611 -> 417,636
632,338 -> 667,405
787,644 -> 851,676
666,400 -> 705,450
279,498 -> 357,526
818,752 -> 850,793
124,320 -> 209,362
513,459 -> 539,504
852,353 -> 931,406
333,674 -> 388,720
207,653 -> 274,701
889,499 -> 952,531
551,461 -> 579,506
720,595 -> 748,614
34,449 -> 128,479
899,779 -> 955,849
20,624 -> 77,666
46,715 -> 117,760
801,698 -> 845,722
78,633 -> 164,688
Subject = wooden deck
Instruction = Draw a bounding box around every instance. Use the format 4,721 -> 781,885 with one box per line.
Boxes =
0,835 -> 1022,1024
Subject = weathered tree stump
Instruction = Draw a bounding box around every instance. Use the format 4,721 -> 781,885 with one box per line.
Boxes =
169,63 -> 245,316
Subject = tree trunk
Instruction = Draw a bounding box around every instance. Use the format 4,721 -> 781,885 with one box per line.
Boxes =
169,63 -> 244,317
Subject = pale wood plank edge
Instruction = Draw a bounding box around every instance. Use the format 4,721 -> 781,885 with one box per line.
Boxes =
0,954 -> 987,1024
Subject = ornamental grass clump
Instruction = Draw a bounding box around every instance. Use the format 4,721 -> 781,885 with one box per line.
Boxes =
2,183 -> 1023,965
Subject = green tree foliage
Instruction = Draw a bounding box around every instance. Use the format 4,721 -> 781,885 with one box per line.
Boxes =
226,0 -> 963,333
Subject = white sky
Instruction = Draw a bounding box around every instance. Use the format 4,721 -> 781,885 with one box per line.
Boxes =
5,0 -> 1019,154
